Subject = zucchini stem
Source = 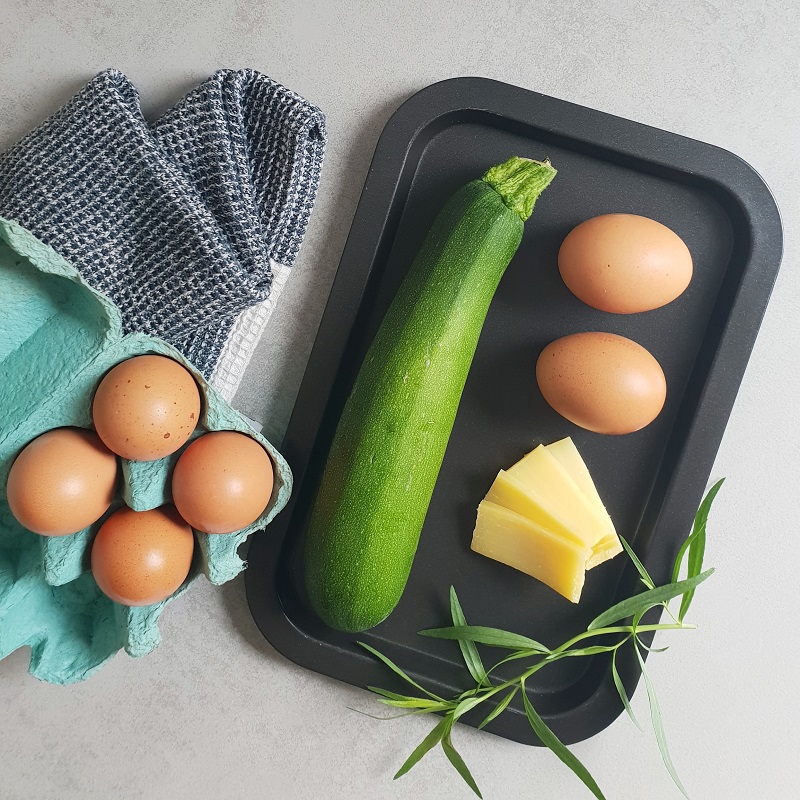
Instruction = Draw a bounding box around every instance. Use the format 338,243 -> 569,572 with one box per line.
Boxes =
482,156 -> 557,221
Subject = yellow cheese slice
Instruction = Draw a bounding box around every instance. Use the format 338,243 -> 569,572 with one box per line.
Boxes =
546,438 -> 623,568
503,445 -> 606,555
471,500 -> 589,603
486,469 -> 597,550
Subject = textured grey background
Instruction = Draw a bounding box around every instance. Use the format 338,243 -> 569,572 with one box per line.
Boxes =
1,1 -> 798,798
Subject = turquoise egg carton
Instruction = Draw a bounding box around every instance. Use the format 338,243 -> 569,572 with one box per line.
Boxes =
0,218 -> 292,684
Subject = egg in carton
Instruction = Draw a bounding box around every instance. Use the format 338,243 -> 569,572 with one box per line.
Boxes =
0,218 -> 292,683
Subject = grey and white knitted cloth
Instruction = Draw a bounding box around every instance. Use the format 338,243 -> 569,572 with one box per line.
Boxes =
0,69 -> 326,400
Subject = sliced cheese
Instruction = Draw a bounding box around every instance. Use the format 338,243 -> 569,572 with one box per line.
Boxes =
504,445 -> 606,556
486,469 -> 597,550
546,437 -> 623,568
471,500 -> 589,603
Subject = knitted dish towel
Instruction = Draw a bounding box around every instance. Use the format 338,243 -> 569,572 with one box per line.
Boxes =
0,69 -> 326,401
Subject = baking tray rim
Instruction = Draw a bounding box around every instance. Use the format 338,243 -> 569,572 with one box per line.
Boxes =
245,76 -> 783,745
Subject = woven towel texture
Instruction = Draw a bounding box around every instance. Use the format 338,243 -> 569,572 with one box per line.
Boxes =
0,69 -> 326,381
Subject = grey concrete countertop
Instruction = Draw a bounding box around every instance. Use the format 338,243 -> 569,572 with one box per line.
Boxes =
1,2 -> 798,798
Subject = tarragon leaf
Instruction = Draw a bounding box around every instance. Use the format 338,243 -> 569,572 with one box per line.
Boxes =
636,641 -> 670,654
442,727 -> 483,798
620,536 -> 656,590
635,643 -> 689,798
672,479 -> 724,583
368,686 -> 420,702
486,649 -> 547,676
672,479 -> 724,621
521,680 -> 606,800
588,570 -> 714,630
349,706 -> 446,721
611,648 -> 641,730
420,625 -> 549,652
449,587 -> 488,687
359,642 -> 444,701
393,715 -> 450,780
478,688 -> 517,730
451,694 -> 490,721
548,644 -> 621,659
378,697 -> 449,710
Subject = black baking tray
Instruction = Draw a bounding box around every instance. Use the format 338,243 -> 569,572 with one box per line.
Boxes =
246,78 -> 782,745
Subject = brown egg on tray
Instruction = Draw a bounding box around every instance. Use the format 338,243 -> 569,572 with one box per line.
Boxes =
558,213 -> 693,314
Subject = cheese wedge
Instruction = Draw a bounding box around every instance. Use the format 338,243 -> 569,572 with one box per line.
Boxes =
471,500 -> 590,603
485,469 -> 598,550
546,438 -> 623,568
505,445 -> 607,558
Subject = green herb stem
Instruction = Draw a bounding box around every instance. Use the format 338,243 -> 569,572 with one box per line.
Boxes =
360,480 -> 724,800
554,622 -> 694,654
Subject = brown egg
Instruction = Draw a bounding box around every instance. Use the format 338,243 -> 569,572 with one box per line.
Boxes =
171,431 -> 274,534
6,428 -> 118,536
536,332 -> 667,435
92,355 -> 201,461
91,505 -> 194,606
558,214 -> 693,313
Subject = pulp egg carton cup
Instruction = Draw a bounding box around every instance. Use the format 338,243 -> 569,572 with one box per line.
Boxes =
0,217 -> 292,684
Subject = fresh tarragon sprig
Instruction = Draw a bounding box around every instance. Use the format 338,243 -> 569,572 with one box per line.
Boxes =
358,479 -> 724,799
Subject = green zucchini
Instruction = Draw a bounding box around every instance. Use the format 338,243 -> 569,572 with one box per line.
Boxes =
304,156 -> 557,632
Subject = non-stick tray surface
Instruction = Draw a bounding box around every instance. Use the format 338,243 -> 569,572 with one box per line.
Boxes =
246,78 -> 782,745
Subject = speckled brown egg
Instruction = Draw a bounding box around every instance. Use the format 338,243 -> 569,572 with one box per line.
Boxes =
171,431 -> 274,534
536,332 -> 667,435
558,214 -> 693,313
90,505 -> 194,606
92,355 -> 201,461
6,428 -> 118,536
